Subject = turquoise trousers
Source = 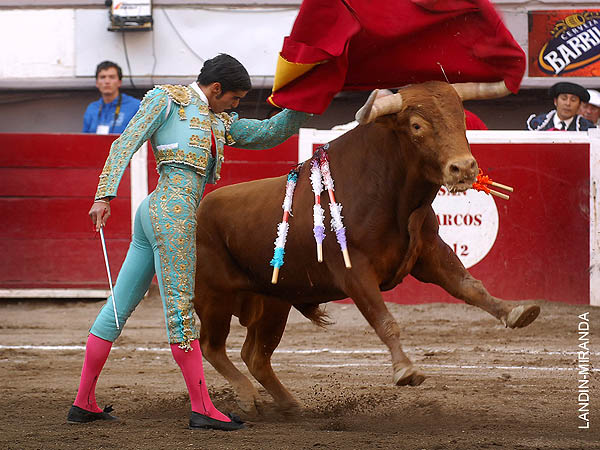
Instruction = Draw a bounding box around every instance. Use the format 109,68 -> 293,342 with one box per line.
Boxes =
90,164 -> 208,350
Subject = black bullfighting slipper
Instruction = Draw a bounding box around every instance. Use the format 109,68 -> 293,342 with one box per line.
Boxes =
67,405 -> 118,424
189,412 -> 245,431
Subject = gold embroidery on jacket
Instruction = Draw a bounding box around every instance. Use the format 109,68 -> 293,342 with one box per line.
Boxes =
157,85 -> 191,121
213,128 -> 225,143
214,112 -> 236,145
196,102 -> 209,115
189,135 -> 201,148
158,85 -> 191,106
155,147 -> 209,175
189,117 -> 212,131
200,118 -> 211,131
188,135 -> 210,149
189,117 -> 201,129
215,111 -> 233,131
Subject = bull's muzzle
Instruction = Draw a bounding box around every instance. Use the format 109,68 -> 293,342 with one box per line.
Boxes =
444,157 -> 478,192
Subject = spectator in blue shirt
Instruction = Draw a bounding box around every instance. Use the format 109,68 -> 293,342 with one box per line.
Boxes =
82,61 -> 141,134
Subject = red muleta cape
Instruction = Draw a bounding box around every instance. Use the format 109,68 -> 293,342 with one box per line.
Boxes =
269,0 -> 526,114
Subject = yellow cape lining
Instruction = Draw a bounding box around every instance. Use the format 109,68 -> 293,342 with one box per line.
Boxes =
271,53 -> 327,93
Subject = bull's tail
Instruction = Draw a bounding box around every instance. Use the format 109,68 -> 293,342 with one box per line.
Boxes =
293,304 -> 332,328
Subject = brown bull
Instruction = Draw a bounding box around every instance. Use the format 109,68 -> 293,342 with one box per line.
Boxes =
192,80 -> 540,414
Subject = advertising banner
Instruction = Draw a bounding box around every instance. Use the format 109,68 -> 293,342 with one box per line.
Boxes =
528,10 -> 600,77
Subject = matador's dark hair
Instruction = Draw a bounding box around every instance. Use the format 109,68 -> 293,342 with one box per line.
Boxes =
197,54 -> 252,94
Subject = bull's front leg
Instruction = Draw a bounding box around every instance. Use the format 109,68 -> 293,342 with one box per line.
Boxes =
411,234 -> 540,328
340,259 -> 426,387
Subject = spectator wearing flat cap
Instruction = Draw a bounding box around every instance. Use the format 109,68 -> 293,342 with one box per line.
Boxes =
526,82 -> 595,131
579,89 -> 600,127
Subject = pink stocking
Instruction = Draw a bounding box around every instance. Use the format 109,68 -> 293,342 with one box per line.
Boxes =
170,340 -> 230,422
73,333 -> 113,413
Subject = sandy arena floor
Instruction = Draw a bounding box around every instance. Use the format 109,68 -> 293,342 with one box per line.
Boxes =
0,295 -> 597,449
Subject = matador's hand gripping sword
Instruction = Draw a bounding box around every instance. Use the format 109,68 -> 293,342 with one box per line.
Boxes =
99,227 -> 120,330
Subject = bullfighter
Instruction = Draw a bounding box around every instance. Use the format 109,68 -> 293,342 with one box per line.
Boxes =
67,54 -> 310,430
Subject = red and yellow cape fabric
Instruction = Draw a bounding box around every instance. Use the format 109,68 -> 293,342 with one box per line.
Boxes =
268,0 -> 526,114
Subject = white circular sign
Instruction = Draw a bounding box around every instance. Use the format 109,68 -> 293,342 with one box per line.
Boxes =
431,187 -> 499,269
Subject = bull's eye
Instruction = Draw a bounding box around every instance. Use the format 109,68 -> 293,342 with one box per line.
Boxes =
413,123 -> 421,130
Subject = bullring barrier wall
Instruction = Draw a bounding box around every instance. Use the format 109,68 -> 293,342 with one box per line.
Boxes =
0,130 -> 598,305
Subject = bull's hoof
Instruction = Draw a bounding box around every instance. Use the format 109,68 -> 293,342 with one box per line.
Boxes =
236,397 -> 260,417
276,401 -> 302,417
393,366 -> 426,386
504,304 -> 540,328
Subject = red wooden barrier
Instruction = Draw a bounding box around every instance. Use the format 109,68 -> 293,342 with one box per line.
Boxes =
1,131 -> 597,306
0,133 -> 298,291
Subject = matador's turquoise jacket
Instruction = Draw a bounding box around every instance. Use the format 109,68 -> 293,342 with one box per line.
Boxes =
95,83 -> 308,199
91,83 -> 309,350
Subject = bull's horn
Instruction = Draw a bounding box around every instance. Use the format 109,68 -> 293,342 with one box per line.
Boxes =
451,81 -> 511,101
355,89 -> 403,124
376,88 -> 394,98
355,90 -> 378,124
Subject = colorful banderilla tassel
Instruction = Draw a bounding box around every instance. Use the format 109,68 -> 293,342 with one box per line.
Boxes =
310,159 -> 325,262
319,152 -> 351,269
270,169 -> 299,284
472,168 -> 514,200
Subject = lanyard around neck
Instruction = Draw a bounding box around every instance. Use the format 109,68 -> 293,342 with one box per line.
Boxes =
97,93 -> 122,132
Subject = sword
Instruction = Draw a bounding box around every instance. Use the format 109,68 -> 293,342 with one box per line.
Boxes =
99,227 -> 120,330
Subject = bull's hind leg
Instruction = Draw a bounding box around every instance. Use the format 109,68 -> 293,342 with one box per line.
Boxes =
195,293 -> 262,416
339,256 -> 426,387
241,297 -> 300,413
412,234 -> 540,328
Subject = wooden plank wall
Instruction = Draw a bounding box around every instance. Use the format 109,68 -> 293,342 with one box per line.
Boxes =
0,133 -> 298,290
